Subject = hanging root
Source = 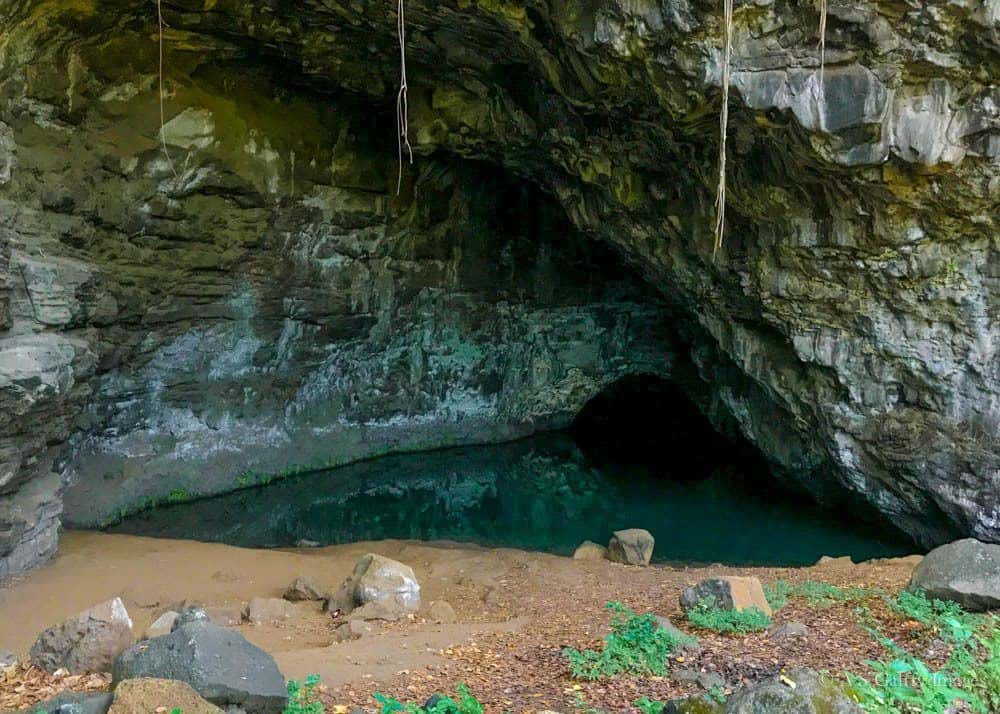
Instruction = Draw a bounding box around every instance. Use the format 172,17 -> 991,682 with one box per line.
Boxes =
396,0 -> 413,195
157,0 -> 177,177
817,0 -> 827,84
713,0 -> 734,259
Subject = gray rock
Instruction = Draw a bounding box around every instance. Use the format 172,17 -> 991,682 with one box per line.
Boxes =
30,598 -> 135,674
112,622 -> 287,714
679,577 -> 772,617
907,538 -> 1000,611
345,553 -> 421,615
283,576 -> 323,602
673,668 -> 725,691
172,606 -> 212,631
32,692 -> 114,714
726,667 -> 861,713
769,622 -> 810,639
607,529 -> 655,566
653,616 -> 699,652
245,597 -> 297,624
143,611 -> 178,640
661,697 -> 725,714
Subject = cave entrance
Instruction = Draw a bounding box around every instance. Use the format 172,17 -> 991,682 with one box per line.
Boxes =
111,371 -> 915,565
570,373 -> 762,481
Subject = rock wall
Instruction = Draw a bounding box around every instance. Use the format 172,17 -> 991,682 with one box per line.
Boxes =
1,0 -> 998,573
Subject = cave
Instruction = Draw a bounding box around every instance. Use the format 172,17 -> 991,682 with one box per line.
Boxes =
0,1 -> 996,579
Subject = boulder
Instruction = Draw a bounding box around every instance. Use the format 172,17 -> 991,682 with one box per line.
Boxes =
769,622 -> 810,639
283,576 -> 323,602
108,678 -> 222,714
246,597 -> 297,624
30,598 -> 135,674
335,553 -> 421,616
661,698 -> 725,714
607,529 -> 654,566
143,611 -> 178,640
907,538 -> 1000,611
31,692 -> 114,714
679,577 -> 773,617
426,600 -> 457,623
112,622 -> 287,713
726,667 -> 861,713
573,541 -> 608,561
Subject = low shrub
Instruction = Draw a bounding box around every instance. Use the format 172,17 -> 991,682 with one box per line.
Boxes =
563,601 -> 697,680
374,683 -> 484,714
285,675 -> 324,714
686,597 -> 770,634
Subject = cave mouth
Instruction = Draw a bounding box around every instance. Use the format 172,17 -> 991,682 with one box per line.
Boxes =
109,375 -> 916,566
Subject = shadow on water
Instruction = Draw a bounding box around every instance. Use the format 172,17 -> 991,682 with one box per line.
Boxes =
111,377 -> 916,565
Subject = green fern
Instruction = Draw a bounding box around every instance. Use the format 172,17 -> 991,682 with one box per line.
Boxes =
686,597 -> 770,634
374,683 -> 483,714
284,675 -> 324,714
563,601 -> 697,680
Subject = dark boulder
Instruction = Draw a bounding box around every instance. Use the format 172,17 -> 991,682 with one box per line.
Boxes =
907,538 -> 1000,612
112,623 -> 287,714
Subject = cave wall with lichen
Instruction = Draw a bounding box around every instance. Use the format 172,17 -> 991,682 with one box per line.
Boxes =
1,0 -> 998,574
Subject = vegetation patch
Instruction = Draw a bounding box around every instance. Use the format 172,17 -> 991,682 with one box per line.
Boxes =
284,675 -> 324,714
765,579 -> 878,610
686,597 -> 770,634
563,601 -> 697,680
374,684 -> 484,714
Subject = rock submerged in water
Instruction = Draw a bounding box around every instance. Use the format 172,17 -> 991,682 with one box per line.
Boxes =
108,678 -> 222,714
607,529 -> 655,566
29,597 -> 134,674
907,538 -> 1000,612
679,577 -> 772,617
112,622 -> 287,714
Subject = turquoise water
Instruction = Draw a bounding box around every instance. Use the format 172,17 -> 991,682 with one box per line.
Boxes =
110,432 -> 915,566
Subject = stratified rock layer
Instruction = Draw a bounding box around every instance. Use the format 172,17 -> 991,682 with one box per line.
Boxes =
0,0 -> 997,573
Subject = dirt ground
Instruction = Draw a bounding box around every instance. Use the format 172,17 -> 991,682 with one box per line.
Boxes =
0,531 -> 924,712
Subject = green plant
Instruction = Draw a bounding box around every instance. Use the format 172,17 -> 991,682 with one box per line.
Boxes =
634,696 -> 666,714
374,683 -> 483,714
167,489 -> 190,504
764,580 -> 877,610
705,683 -> 727,704
563,601 -> 696,680
847,600 -> 1000,713
686,597 -> 770,634
285,675 -> 324,714
170,709 -> 182,714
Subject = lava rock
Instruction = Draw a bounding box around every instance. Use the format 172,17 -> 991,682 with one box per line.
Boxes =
108,678 -> 222,714
573,541 -> 608,561
112,622 -> 287,713
31,692 -> 114,714
143,611 -> 178,640
30,598 -> 135,674
246,597 -> 297,624
769,622 -> 810,639
283,576 -> 323,602
726,667 -> 861,712
679,576 -> 773,617
607,529 -> 655,566
907,538 -> 1000,611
